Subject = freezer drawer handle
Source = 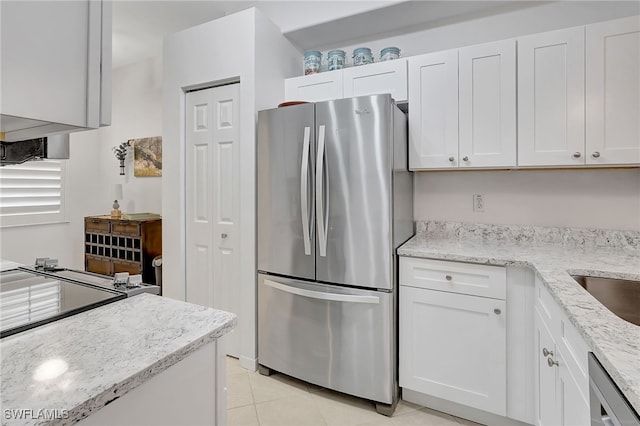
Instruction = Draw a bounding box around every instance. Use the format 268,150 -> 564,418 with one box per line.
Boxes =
316,125 -> 328,257
300,126 -> 312,255
264,279 -> 380,304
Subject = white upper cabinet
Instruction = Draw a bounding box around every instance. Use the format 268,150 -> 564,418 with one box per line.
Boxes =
408,51 -> 459,169
0,0 -> 111,141
284,59 -> 407,103
459,40 -> 517,168
284,71 -> 343,102
342,59 -> 407,102
408,40 -> 516,170
586,16 -> 640,165
518,27 -> 586,167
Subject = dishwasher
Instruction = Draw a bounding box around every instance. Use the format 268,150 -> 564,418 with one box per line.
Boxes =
589,353 -> 640,426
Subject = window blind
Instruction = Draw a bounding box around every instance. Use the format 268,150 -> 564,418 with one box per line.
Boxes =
0,160 -> 67,227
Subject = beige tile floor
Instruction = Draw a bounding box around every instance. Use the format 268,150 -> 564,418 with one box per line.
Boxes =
226,357 -> 484,426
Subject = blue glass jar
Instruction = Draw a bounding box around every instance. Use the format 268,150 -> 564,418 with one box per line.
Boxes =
304,50 -> 322,75
352,47 -> 373,66
380,47 -> 401,61
327,50 -> 346,71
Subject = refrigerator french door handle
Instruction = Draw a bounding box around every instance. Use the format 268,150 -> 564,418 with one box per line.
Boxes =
316,125 -> 328,257
264,279 -> 380,304
300,126 -> 312,255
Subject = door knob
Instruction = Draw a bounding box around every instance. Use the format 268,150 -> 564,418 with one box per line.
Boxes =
543,348 -> 553,357
445,275 -> 452,281
547,357 -> 559,367
448,156 -> 455,162
221,233 -> 228,239
494,308 -> 501,315
463,156 -> 469,162
572,152 -> 582,159
592,151 -> 601,158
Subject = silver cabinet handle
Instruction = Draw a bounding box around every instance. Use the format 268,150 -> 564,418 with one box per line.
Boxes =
264,279 -> 379,304
463,156 -> 469,162
315,125 -> 328,257
221,233 -> 228,239
445,275 -> 452,281
300,126 -> 312,256
592,151 -> 601,158
547,357 -> 559,367
542,348 -> 553,357
494,308 -> 501,315
448,156 -> 455,162
573,152 -> 582,159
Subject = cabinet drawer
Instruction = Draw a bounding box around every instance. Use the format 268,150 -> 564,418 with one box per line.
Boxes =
112,221 -> 141,236
85,254 -> 111,276
284,72 -> 343,102
85,218 -> 110,234
112,260 -> 142,276
400,257 -> 506,299
342,59 -> 407,102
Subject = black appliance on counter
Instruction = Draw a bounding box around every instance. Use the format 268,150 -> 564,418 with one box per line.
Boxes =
0,259 -> 160,338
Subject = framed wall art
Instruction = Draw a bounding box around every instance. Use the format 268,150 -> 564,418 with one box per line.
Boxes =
131,136 -> 162,177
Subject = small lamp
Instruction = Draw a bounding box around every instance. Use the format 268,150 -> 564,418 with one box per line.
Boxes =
111,184 -> 123,218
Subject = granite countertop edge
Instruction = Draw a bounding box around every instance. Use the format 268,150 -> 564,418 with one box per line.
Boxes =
0,294 -> 238,426
397,235 -> 640,414
66,317 -> 238,425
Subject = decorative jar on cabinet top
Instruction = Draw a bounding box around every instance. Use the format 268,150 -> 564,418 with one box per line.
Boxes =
353,47 -> 373,66
304,50 -> 322,75
327,50 -> 346,71
380,47 -> 401,61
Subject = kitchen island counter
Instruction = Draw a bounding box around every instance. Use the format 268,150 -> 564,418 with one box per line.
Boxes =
398,221 -> 640,415
1,293 -> 236,425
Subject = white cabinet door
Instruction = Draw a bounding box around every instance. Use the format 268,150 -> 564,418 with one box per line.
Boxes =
586,16 -> 640,165
0,0 -> 110,133
342,59 -> 407,102
408,50 -> 459,170
284,72 -> 343,102
400,286 -> 507,416
459,40 -> 516,168
535,310 -> 559,426
518,27 -> 585,167
557,350 -> 590,426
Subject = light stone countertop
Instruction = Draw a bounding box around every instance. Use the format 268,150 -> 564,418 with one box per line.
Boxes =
0,293 -> 237,426
398,226 -> 640,414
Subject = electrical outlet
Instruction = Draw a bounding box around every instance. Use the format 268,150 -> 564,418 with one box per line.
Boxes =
473,194 -> 485,212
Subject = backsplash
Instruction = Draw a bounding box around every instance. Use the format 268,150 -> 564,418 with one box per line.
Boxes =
416,221 -> 640,251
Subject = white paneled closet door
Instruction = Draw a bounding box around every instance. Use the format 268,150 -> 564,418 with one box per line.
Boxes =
186,84 -> 241,357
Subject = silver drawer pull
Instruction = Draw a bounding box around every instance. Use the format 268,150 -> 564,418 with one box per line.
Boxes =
221,233 -> 228,239
547,357 -> 559,367
542,348 -> 554,357
494,308 -> 501,315
445,275 -> 452,281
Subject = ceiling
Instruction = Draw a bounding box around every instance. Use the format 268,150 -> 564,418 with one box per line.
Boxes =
112,1 -> 400,68
112,1 -> 555,69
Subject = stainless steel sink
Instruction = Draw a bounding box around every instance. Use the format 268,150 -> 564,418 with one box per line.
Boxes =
571,275 -> 640,327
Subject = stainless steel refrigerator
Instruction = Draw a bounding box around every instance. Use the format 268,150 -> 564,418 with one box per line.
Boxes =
257,94 -> 413,414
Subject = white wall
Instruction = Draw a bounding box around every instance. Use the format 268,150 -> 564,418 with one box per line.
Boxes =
100,55 -> 163,215
163,7 -> 300,370
0,56 -> 163,268
414,169 -> 640,231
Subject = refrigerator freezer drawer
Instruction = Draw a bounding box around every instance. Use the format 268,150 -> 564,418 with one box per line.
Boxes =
257,273 -> 395,404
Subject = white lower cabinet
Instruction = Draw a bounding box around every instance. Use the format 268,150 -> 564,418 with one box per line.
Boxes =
534,278 -> 590,426
399,257 -> 507,417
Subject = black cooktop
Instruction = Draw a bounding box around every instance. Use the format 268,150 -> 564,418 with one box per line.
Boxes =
0,269 -> 125,338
